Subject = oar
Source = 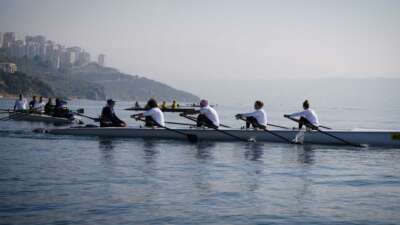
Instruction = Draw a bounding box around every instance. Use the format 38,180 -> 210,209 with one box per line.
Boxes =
180,114 -> 231,128
238,118 -> 298,144
180,114 -> 252,142
318,125 -> 332,130
132,116 -> 198,143
73,112 -> 100,122
285,116 -> 364,147
129,114 -> 196,127
0,111 -> 32,121
267,123 -> 291,129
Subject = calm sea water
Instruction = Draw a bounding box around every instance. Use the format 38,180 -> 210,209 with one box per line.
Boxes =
0,98 -> 400,225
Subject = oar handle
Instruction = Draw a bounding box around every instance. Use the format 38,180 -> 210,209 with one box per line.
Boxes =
180,113 -> 231,128
134,116 -> 197,142
73,112 -> 99,122
237,118 -> 295,144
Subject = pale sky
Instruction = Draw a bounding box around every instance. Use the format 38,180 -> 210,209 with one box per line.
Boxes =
1,0 -> 400,88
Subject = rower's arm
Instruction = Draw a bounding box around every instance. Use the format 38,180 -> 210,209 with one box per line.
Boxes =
285,111 -> 304,118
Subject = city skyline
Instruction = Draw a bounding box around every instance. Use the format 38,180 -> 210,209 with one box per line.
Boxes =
0,32 -> 106,69
1,0 -> 399,96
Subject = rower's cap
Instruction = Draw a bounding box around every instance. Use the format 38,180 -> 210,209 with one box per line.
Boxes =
107,99 -> 116,104
200,99 -> 208,107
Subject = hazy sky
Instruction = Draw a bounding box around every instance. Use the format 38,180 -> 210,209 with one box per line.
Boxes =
1,0 -> 400,88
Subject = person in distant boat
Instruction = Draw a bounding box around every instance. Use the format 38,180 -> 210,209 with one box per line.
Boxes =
134,101 -> 141,109
161,101 -> 167,109
184,99 -> 220,128
33,96 -> 46,113
284,100 -> 319,130
171,99 -> 177,109
235,100 -> 267,129
53,98 -> 74,119
29,96 -> 37,111
100,99 -> 126,127
44,98 -> 54,115
134,98 -> 165,127
13,94 -> 28,112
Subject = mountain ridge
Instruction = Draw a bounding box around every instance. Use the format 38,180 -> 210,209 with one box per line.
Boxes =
0,49 -> 199,102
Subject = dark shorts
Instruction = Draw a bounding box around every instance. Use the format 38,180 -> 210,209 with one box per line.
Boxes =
197,114 -> 217,128
246,116 -> 266,129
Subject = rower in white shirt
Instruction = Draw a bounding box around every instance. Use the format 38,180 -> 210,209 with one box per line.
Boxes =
196,99 -> 220,128
33,96 -> 46,113
284,100 -> 319,130
13,94 -> 28,112
135,98 -> 165,127
235,100 -> 267,129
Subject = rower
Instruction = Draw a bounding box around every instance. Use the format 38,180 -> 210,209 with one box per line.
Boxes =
135,98 -> 165,127
100,99 -> 127,127
171,99 -> 177,109
34,96 -> 46,113
161,101 -> 167,109
134,101 -> 141,109
53,98 -> 74,119
235,100 -> 267,129
44,98 -> 54,115
284,100 -> 319,130
183,99 -> 220,128
29,96 -> 37,111
13,94 -> 28,112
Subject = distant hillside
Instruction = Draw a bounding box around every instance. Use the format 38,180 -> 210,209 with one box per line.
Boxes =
70,63 -> 200,101
0,71 -> 54,97
0,51 -> 199,101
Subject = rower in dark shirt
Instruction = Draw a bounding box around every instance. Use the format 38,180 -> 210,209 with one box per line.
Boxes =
44,98 -> 54,115
53,98 -> 74,119
100,99 -> 126,127
29,96 -> 37,111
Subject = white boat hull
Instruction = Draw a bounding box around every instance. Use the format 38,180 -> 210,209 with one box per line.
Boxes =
8,112 -> 76,124
47,127 -> 400,147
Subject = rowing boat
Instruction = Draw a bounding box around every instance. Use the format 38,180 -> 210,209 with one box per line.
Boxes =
8,112 -> 79,124
45,127 -> 400,147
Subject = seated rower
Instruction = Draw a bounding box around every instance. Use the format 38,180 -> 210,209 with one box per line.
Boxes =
134,101 -> 141,109
284,100 -> 319,130
33,96 -> 46,113
171,99 -> 177,109
135,98 -> 165,127
29,96 -> 38,112
161,101 -> 167,109
100,99 -> 127,127
185,99 -> 220,128
235,100 -> 267,129
44,98 -> 54,115
13,94 -> 28,112
53,98 -> 74,119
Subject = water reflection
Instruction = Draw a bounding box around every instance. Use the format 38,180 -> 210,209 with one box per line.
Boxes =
295,144 -> 316,165
142,140 -> 160,164
194,142 -> 216,160
98,138 -> 115,161
244,143 -> 264,161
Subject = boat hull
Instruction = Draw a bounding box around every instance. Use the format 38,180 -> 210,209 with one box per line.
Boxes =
47,127 -> 400,147
8,112 -> 75,124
